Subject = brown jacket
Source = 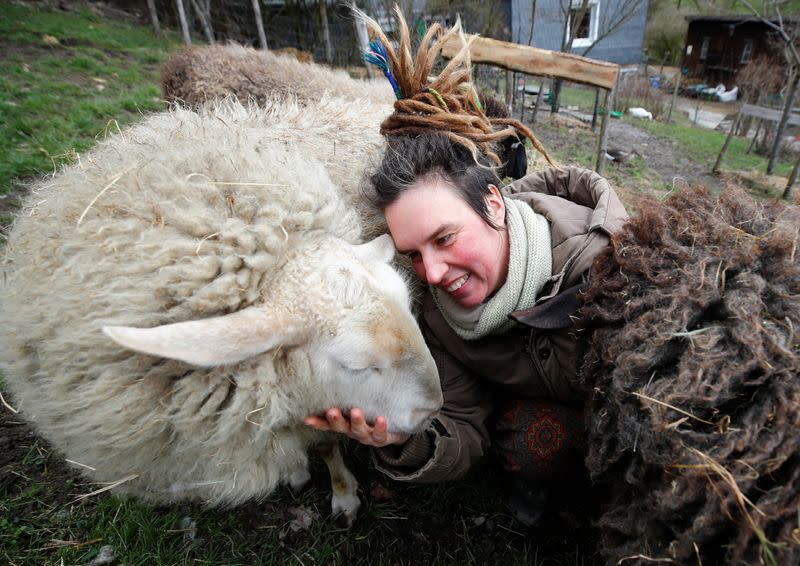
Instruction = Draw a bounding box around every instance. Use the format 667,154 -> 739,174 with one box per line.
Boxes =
374,166 -> 629,482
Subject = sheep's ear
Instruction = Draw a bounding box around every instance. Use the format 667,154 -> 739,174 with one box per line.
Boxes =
102,307 -> 305,367
353,234 -> 395,264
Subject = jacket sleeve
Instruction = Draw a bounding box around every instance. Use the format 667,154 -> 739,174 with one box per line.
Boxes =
504,165 -> 629,236
373,323 -> 494,483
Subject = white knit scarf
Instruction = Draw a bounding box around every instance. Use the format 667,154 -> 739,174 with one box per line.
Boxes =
432,198 -> 552,340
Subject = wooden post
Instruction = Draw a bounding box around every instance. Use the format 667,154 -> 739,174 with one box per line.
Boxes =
595,87 -> 612,175
667,70 -> 681,123
146,0 -> 161,38
591,87 -> 599,132
747,119 -> 761,153
531,79 -> 545,126
505,70 -> 513,112
175,0 -> 191,45
713,111 -> 741,174
511,71 -> 518,111
767,72 -> 799,175
252,0 -> 268,50
783,153 -> 800,201
551,78 -> 562,113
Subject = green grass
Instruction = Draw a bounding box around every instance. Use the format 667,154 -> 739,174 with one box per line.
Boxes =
0,3 -> 183,192
633,117 -> 794,177
557,85 -> 600,112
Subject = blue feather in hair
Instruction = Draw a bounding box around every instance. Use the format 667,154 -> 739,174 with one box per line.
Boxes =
363,39 -> 403,100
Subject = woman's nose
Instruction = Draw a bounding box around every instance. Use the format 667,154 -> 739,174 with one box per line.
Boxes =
422,254 -> 447,285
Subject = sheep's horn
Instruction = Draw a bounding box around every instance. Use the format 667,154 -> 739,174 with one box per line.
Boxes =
103,306 -> 306,367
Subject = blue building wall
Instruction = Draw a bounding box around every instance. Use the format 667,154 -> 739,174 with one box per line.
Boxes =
510,0 -> 649,65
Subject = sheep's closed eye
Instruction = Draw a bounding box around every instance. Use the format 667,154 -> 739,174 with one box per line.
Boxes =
350,366 -> 383,375
340,362 -> 382,375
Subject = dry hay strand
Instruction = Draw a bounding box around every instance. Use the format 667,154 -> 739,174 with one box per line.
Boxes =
720,170 -> 789,201
578,185 -> 800,565
271,46 -> 314,63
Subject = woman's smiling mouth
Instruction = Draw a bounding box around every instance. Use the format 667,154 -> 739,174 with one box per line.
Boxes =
445,274 -> 469,293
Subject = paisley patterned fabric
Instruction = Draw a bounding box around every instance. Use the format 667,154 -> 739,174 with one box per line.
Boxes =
491,398 -> 586,482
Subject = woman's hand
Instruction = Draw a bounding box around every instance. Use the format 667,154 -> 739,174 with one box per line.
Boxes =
304,407 -> 410,448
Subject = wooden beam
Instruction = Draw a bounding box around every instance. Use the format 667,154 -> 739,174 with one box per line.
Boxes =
442,35 -> 618,90
740,103 -> 800,127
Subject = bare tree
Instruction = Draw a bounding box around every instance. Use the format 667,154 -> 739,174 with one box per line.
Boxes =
426,1 -> 510,38
736,54 -> 784,139
175,0 -> 192,45
528,0 -> 537,45
737,0 -> 799,187
146,0 -> 161,38
189,0 -> 215,44
372,0 -> 425,31
252,0 -> 269,49
319,0 -> 334,63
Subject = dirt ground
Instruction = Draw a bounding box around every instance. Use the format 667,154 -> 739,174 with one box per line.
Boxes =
606,117 -> 724,189
0,402 -> 600,565
529,109 -> 723,196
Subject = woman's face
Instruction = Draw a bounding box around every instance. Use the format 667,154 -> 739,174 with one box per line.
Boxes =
385,176 -> 509,309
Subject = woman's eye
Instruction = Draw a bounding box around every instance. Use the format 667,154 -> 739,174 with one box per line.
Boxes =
437,234 -> 453,246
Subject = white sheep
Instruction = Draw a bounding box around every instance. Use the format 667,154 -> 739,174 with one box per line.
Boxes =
159,45 -> 396,241
0,99 -> 442,523
161,43 -> 394,108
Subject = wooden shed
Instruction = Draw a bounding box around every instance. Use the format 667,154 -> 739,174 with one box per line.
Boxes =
681,16 -> 790,86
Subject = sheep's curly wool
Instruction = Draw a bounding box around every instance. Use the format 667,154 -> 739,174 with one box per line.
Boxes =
0,101 -> 367,505
161,43 -> 394,108
578,186 -> 800,565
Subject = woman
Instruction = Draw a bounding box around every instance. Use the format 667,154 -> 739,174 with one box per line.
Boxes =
304,11 -> 628,519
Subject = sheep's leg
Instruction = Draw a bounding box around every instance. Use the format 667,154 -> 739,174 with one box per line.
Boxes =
316,441 -> 360,526
288,466 -> 312,491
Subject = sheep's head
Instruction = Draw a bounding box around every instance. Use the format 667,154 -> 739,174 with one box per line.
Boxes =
302,234 -> 443,433
103,234 -> 442,434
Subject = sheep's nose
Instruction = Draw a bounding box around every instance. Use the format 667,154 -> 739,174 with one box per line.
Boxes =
411,406 -> 439,425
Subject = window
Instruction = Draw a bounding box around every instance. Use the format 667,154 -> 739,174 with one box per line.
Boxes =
700,37 -> 710,60
741,39 -> 753,64
568,0 -> 599,48
569,8 -> 591,39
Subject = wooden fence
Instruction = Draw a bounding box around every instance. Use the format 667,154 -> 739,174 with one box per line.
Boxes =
441,35 -> 620,174
714,103 -> 800,199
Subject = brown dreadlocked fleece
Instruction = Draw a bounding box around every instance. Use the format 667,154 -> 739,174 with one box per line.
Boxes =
577,185 -> 800,565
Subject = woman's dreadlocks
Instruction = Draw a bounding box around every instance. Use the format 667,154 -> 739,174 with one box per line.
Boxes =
359,6 -> 555,168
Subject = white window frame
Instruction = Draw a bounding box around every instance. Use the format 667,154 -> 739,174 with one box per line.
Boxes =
568,0 -> 600,48
741,39 -> 753,64
700,37 -> 710,60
